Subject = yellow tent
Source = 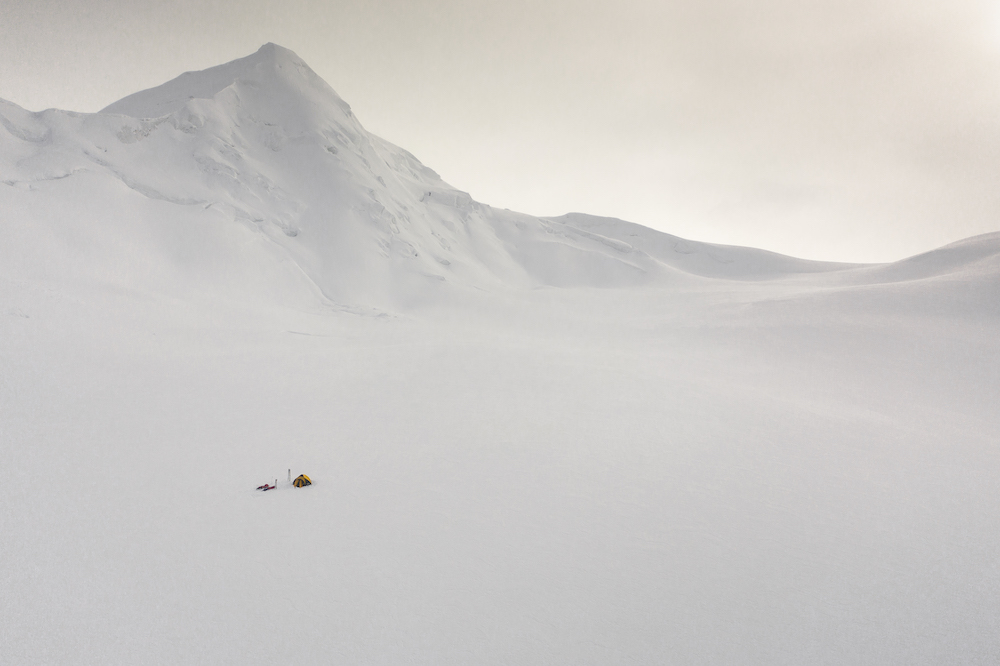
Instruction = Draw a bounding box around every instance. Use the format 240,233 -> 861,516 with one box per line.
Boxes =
293,474 -> 312,487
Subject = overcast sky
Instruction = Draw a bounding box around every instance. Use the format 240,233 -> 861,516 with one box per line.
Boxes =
3,0 -> 1000,261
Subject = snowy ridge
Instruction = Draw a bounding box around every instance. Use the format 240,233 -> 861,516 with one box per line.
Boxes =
3,43 -> 997,313
100,43 -> 354,121
0,43 -> 913,314
857,231 -> 1000,282
546,212 -> 858,280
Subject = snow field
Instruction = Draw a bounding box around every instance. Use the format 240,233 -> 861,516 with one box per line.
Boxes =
2,42 -> 999,665
3,278 -> 999,664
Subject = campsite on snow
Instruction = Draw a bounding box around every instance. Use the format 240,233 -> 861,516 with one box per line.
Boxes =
2,43 -> 999,665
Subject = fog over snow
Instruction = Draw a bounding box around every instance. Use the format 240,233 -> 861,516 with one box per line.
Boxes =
2,44 -> 999,664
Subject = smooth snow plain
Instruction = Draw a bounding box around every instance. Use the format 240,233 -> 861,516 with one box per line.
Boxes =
2,44 -> 999,665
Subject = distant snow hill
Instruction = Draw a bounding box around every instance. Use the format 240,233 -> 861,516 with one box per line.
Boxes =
1,43 -> 998,311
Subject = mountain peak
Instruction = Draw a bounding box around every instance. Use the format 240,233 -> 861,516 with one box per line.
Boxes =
241,42 -> 306,71
253,42 -> 294,61
100,43 -> 335,119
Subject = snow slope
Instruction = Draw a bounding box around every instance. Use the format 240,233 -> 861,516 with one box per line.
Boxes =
2,44 -> 999,665
3,43 -> 862,309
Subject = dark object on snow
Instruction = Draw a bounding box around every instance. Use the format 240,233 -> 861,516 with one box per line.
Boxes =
293,474 -> 312,487
256,483 -> 275,491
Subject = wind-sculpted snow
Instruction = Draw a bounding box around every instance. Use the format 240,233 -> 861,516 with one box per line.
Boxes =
2,44 -> 999,666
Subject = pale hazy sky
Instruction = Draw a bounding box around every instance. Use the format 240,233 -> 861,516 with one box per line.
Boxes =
3,0 -> 1000,261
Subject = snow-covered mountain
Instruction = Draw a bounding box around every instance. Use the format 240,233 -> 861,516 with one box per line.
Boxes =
5,42 -> 948,313
3,44 -> 1000,666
